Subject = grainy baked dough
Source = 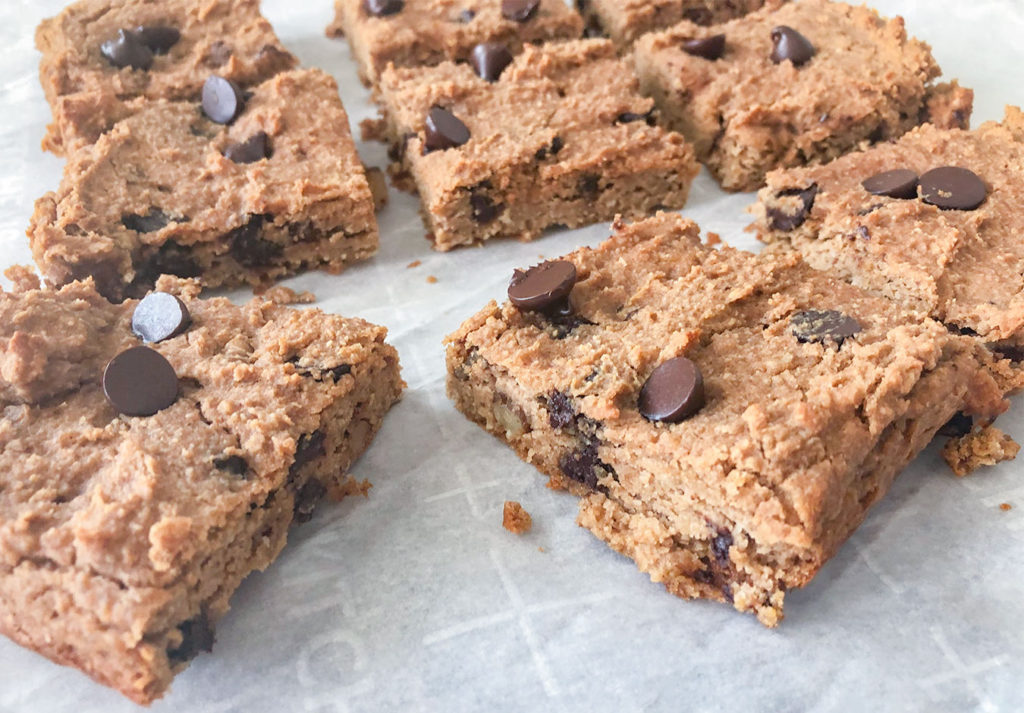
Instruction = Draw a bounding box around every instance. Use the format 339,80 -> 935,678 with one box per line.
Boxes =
578,0 -> 767,46
0,272 -> 403,703
445,213 -> 1007,625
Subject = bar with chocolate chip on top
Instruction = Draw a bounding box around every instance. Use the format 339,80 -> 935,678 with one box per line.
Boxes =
0,270 -> 403,704
326,0 -> 584,88
29,68 -> 379,302
445,212 -> 1008,625
371,38 -> 699,250
577,0 -> 768,46
630,0 -> 973,191
36,0 -> 296,155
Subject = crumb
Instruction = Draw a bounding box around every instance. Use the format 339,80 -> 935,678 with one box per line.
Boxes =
359,116 -> 387,142
503,501 -> 532,534
365,166 -> 388,212
426,275 -> 438,284
329,477 -> 372,500
1000,503 -> 1013,511
3,265 -> 41,292
407,260 -> 422,269
537,546 -> 546,553
260,285 -> 316,305
941,426 -> 1021,477
705,231 -> 722,246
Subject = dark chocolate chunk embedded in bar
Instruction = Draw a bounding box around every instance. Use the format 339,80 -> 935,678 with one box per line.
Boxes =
100,29 -> 153,70
682,34 -> 726,60
790,309 -> 861,346
224,131 -> 271,163
862,169 -> 919,199
502,0 -> 540,22
363,0 -> 404,16
103,346 -> 179,417
639,357 -> 705,423
770,26 -> 815,66
920,166 -> 987,210
508,261 -> 577,312
424,106 -> 471,152
132,292 -> 191,344
471,43 -> 514,82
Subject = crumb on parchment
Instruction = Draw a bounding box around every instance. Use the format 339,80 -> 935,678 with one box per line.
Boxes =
503,501 -> 532,534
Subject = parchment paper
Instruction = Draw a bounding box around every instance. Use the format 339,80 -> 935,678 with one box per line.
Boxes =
0,1 -> 1022,711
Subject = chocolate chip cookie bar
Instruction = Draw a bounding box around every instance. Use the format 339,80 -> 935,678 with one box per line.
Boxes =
751,108 -> 1024,356
630,0 -> 973,191
30,68 -> 379,302
0,269 -> 403,703
326,0 -> 584,88
445,213 -> 1007,625
578,0 -> 767,46
372,39 -> 698,250
37,0 -> 296,155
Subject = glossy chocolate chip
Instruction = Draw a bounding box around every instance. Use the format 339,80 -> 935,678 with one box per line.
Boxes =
213,455 -> 249,477
122,209 -> 169,233
103,346 -> 179,417
424,106 -> 470,152
363,0 -> 404,16
862,169 -> 919,199
202,75 -> 245,124
132,292 -> 191,343
770,26 -> 815,66
224,131 -> 271,163
502,0 -> 539,21
639,357 -> 705,423
791,309 -> 861,346
471,42 -> 514,82
920,166 -> 987,211
100,29 -> 153,70
508,260 -> 577,312
766,184 -> 818,231
167,613 -> 215,663
134,25 -> 181,54
617,108 -> 655,125
682,34 -> 726,60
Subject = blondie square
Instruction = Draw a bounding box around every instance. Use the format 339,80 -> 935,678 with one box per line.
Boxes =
578,0 -> 767,46
631,0 -> 972,191
326,0 -> 584,88
30,68 -> 379,302
372,39 -> 698,250
445,213 -> 1006,625
0,269 -> 403,703
36,0 -> 296,155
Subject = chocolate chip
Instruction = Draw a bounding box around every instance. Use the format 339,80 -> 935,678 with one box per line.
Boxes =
766,184 -> 818,231
639,357 -> 705,423
459,9 -> 476,22
471,42 -> 514,82
583,17 -> 604,38
770,26 -> 815,66
202,75 -> 245,124
100,29 -> 153,70
228,215 -> 282,267
224,131 -> 271,163
617,108 -> 656,125
578,174 -> 600,196
122,209 -> 169,233
547,391 -> 576,429
920,166 -> 987,211
214,455 -> 249,477
134,25 -> 181,54
132,292 -> 191,343
363,0 -> 404,16
206,40 -> 232,67
290,430 -> 327,475
711,529 -> 733,569
167,613 -> 215,664
502,0 -> 539,22
294,479 -> 327,523
103,346 -> 179,417
508,260 -> 577,312
790,309 -> 861,346
535,136 -> 563,161
559,442 -> 610,491
139,241 -> 201,282
862,169 -> 919,199
470,191 -> 503,224
682,34 -> 726,60
424,106 -> 470,153
328,364 -> 352,381
939,412 -> 973,438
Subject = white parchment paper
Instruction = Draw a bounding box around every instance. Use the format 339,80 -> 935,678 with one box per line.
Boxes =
1,1 -> 1022,711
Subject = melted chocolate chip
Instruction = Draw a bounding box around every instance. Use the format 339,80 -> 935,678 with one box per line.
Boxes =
424,106 -> 471,152
559,442 -> 610,491
363,0 -> 404,15
134,25 -> 181,54
939,412 -> 973,438
547,391 -> 576,429
214,454 -> 249,478
103,346 -> 179,417
508,260 -> 577,312
770,26 -> 815,66
535,136 -> 563,160
502,0 -> 539,22
290,430 -> 327,475
616,108 -> 656,125
711,529 -> 733,569
639,357 -> 705,423
862,169 -> 919,199
470,191 -> 503,224
139,241 -> 201,282
920,166 -> 987,211
294,479 -> 327,523
100,29 -> 153,70
224,131 -> 271,163
122,209 -> 169,233
202,75 -> 245,124
578,174 -> 600,196
167,613 -> 215,664
682,34 -> 726,60
791,309 -> 861,346
132,292 -> 191,343
328,364 -> 352,381
471,42 -> 514,82
228,215 -> 282,267
766,184 -> 818,231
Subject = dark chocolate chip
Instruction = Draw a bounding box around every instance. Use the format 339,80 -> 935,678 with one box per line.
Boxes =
424,106 -> 470,153
213,454 -> 249,478
291,430 -> 327,475
167,613 -> 215,663
459,9 -> 476,22
639,357 -> 705,423
711,529 -> 733,569
683,7 -> 713,24
856,225 -> 871,240
328,364 -> 352,381
206,40 -> 232,67
294,479 -> 327,523
547,391 -> 576,429
994,344 -> 1024,362
228,215 -> 282,267
224,131 -> 271,163
770,25 -> 815,66
547,303 -> 593,339
134,25 -> 181,54
103,346 -> 179,417
363,0 -> 404,16
682,34 -> 726,60
617,108 -> 656,125
791,309 -> 861,346
766,184 -> 818,231
132,292 -> 191,343
939,412 -> 973,438
508,260 -> 577,312
202,75 -> 245,124
578,174 -> 600,196
502,0 -> 539,22
470,42 -> 514,82
139,241 -> 201,282
583,17 -> 604,38
535,136 -> 564,161
559,442 -> 609,491
470,192 -> 503,224
862,169 -> 919,199
122,209 -> 169,233
100,29 -> 153,70
920,166 -> 987,211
